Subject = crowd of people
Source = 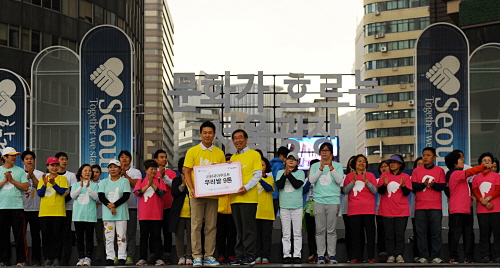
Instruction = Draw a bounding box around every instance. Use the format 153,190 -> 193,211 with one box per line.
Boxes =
0,120 -> 499,266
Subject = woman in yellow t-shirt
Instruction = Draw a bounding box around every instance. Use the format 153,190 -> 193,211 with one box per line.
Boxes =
255,157 -> 275,265
37,157 -> 68,266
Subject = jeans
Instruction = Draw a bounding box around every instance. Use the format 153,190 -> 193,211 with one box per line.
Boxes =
231,203 -> 258,258
414,209 -> 442,260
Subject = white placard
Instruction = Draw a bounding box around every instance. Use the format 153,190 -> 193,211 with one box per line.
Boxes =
193,162 -> 242,197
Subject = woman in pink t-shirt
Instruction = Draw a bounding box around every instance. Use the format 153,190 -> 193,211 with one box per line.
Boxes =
343,154 -> 378,263
377,154 -> 412,263
471,153 -> 500,263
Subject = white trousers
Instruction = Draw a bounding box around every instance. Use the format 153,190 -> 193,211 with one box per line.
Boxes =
104,220 -> 128,260
280,208 -> 302,258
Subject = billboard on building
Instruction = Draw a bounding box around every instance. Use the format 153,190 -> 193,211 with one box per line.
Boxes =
80,25 -> 133,177
0,69 -> 26,167
415,23 -> 469,166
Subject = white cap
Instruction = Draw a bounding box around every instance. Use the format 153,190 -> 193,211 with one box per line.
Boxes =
2,147 -> 20,156
108,159 -> 121,167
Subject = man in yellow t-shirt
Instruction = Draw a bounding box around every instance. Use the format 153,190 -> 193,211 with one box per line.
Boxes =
183,121 -> 225,266
229,129 -> 262,265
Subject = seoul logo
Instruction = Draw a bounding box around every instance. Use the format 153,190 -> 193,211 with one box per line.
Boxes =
90,57 -> 124,97
425,55 -> 460,95
0,79 -> 17,117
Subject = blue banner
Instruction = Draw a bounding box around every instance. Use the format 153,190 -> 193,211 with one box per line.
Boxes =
415,23 -> 469,166
0,69 -> 26,167
80,25 -> 133,177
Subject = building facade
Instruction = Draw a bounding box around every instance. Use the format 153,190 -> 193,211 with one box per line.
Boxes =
358,0 -> 430,169
143,0 -> 175,165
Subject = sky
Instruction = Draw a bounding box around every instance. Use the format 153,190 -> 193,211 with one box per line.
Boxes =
167,0 -> 364,112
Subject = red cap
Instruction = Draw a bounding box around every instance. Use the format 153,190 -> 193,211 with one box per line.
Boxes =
46,157 -> 59,165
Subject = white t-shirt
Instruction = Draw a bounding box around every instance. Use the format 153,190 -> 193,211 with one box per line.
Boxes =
61,171 -> 77,211
125,167 -> 142,209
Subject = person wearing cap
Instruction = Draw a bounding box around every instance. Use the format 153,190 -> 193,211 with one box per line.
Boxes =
21,150 -> 44,266
308,142 -> 343,264
182,121 -> 225,266
37,156 -> 68,267
228,129 -> 262,266
276,151 -> 305,264
445,151 -> 493,264
411,147 -> 446,264
377,154 -> 412,263
54,152 -> 78,266
98,159 -> 131,266
118,150 -> 142,265
0,147 -> 29,266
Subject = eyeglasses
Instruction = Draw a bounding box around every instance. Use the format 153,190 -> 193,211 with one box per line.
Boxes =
320,150 -> 331,152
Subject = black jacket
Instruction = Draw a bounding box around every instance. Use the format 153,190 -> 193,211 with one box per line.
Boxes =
169,175 -> 189,233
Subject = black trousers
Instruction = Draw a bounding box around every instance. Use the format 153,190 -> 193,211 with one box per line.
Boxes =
255,219 -> 273,258
448,213 -> 474,260
0,209 -> 27,264
61,210 -> 73,263
162,209 -> 172,254
376,215 -> 386,254
273,199 -> 279,217
477,212 -> 500,259
304,213 -> 317,257
25,211 -> 42,262
140,220 -> 162,260
74,222 -> 95,258
350,214 -> 375,260
383,217 -> 408,257
342,214 -> 353,260
216,213 -> 236,257
231,203 -> 257,258
40,217 -> 64,261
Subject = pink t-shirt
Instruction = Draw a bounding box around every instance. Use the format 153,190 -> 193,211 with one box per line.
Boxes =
344,172 -> 377,216
448,170 -> 472,214
411,165 -> 445,210
134,177 -> 168,220
377,172 -> 412,217
159,169 -> 177,209
472,172 -> 500,214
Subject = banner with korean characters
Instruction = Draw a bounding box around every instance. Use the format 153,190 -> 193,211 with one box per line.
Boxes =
0,69 -> 26,167
193,162 -> 243,197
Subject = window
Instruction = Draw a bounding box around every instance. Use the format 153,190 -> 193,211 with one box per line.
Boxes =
52,0 -> 60,11
9,26 -> 19,48
31,31 -> 41,53
32,0 -> 42,6
94,5 -> 104,25
79,0 -> 93,24
62,0 -> 77,18
0,23 -> 7,46
365,17 -> 429,36
366,109 -> 414,121
43,0 -> 51,8
22,28 -> 30,51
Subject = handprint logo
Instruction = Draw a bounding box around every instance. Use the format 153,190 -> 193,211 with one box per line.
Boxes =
0,79 -> 17,117
425,56 -> 460,95
90,58 -> 124,97
199,157 -> 210,166
387,181 -> 400,197
3,181 -> 14,190
284,181 -> 295,193
319,174 -> 331,186
108,187 -> 120,202
422,175 -> 434,192
257,183 -> 264,194
480,182 -> 492,198
143,186 -> 154,202
78,191 -> 90,205
45,186 -> 55,197
353,181 -> 365,196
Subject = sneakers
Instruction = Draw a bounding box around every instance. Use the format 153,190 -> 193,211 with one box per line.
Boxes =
204,256 -> 220,266
482,256 -> 490,263
379,254 -> 387,263
261,258 -> 269,264
432,258 -> 444,264
367,259 -> 376,263
396,255 -> 404,263
15,263 -> 26,267
317,256 -> 326,264
105,259 -> 114,266
76,259 -> 84,266
155,259 -> 165,266
82,258 -> 91,266
114,257 -> 118,265
282,257 -> 292,264
32,260 -> 41,266
255,257 -> 261,264
449,258 -> 459,264
417,258 -> 428,263
178,257 -> 186,265
135,259 -> 147,266
217,255 -> 226,265
293,257 -> 301,264
229,258 -> 241,265
51,259 -> 60,266
306,255 -> 316,263
328,256 -> 338,264
186,258 -> 193,265
350,259 -> 360,263
193,257 -> 203,266
240,255 -> 255,265
0,263 -> 5,267
163,256 -> 172,265
387,256 -> 395,263
125,257 -> 134,265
